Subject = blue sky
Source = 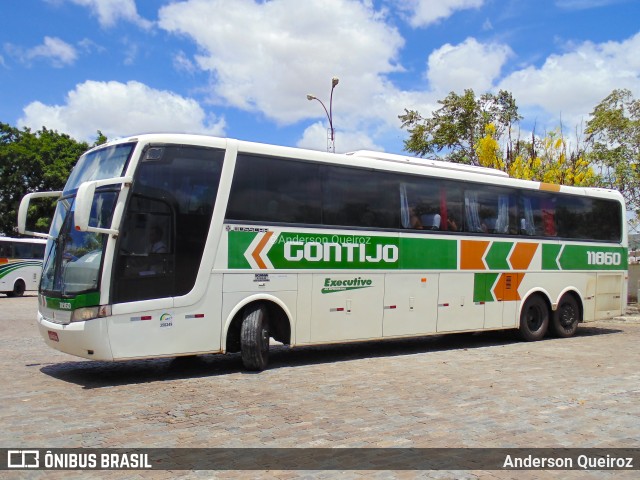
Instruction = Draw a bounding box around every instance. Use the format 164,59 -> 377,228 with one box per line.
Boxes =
1,0 -> 639,154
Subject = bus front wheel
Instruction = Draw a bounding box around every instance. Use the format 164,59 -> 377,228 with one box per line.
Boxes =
550,294 -> 580,338
240,304 -> 270,371
518,295 -> 549,341
7,280 -> 26,298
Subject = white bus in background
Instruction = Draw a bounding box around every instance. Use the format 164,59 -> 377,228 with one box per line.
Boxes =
0,237 -> 46,297
18,134 -> 627,370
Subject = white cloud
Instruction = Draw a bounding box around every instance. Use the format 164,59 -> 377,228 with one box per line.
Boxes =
297,122 -> 384,153
427,37 -> 512,93
145,0 -> 639,155
18,80 -> 226,142
555,0 -> 627,10
158,0 -> 404,128
396,0 -> 485,28
499,32 -> 640,127
173,51 -> 197,74
5,36 -> 78,67
77,38 -> 105,55
65,0 -> 152,28
156,0 -> 514,152
122,38 -> 139,66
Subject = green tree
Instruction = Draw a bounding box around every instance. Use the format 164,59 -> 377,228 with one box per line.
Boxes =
585,88 -> 640,213
95,130 -> 108,146
400,89 -> 599,188
399,89 -> 521,166
0,123 -> 91,235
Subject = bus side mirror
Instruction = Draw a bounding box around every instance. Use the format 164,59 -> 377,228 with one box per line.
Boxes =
74,176 -> 133,236
17,191 -> 63,239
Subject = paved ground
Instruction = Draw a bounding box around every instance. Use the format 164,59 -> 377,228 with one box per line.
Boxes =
1,294 -> 639,479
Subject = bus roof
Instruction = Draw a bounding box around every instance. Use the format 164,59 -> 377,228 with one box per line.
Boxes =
346,150 -> 509,178
90,133 -> 624,203
0,236 -> 47,244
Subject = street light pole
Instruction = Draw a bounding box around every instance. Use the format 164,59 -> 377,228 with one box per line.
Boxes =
307,76 -> 339,153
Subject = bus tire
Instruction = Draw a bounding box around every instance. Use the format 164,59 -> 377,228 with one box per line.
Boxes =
7,280 -> 26,298
550,294 -> 580,338
240,304 -> 270,371
518,294 -> 549,341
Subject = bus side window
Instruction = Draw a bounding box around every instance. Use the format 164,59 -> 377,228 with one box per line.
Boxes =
33,244 -> 45,258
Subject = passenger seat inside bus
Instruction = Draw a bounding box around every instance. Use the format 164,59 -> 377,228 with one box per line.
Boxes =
420,213 -> 441,230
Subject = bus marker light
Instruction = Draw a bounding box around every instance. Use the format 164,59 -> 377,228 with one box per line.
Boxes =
48,331 -> 59,342
185,314 -> 205,319
130,315 -> 152,322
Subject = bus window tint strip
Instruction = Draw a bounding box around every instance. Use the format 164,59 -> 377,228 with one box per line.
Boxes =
224,153 -> 622,243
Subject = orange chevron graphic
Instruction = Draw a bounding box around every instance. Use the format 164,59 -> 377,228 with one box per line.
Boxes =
509,242 -> 538,270
493,273 -> 524,301
251,231 -> 274,270
461,240 -> 489,270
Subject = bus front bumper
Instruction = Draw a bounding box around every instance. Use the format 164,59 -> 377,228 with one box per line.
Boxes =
37,312 -> 114,361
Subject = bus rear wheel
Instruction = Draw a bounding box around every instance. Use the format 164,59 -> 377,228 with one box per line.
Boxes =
7,280 -> 26,298
240,304 -> 270,371
518,295 -> 549,341
550,294 -> 580,338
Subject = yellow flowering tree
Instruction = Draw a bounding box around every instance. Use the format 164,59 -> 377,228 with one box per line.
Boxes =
475,123 -> 505,170
474,124 -> 597,187
401,89 -> 600,188
508,130 -> 597,186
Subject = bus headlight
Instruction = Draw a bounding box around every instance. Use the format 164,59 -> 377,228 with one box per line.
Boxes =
71,307 -> 99,322
70,305 -> 112,322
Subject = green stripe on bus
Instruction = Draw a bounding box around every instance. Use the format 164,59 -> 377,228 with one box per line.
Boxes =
473,273 -> 499,303
484,242 -> 512,270
399,237 -> 457,269
228,230 -> 258,269
228,230 -> 458,270
0,261 -> 42,279
44,292 -> 101,311
266,233 -> 401,270
542,244 -> 626,270
558,245 -> 627,270
228,229 -> 627,271
542,244 -> 562,270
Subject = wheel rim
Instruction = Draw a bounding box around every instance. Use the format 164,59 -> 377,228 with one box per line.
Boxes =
558,302 -> 577,330
525,304 -> 544,332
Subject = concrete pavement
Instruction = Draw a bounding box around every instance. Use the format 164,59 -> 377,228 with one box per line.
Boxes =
1,295 -> 639,479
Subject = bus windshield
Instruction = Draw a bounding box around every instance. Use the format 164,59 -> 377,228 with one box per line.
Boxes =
40,142 -> 135,297
64,142 -> 135,194
41,191 -> 119,295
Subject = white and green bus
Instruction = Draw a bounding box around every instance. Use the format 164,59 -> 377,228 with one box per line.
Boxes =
18,134 -> 627,370
0,237 -> 46,297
